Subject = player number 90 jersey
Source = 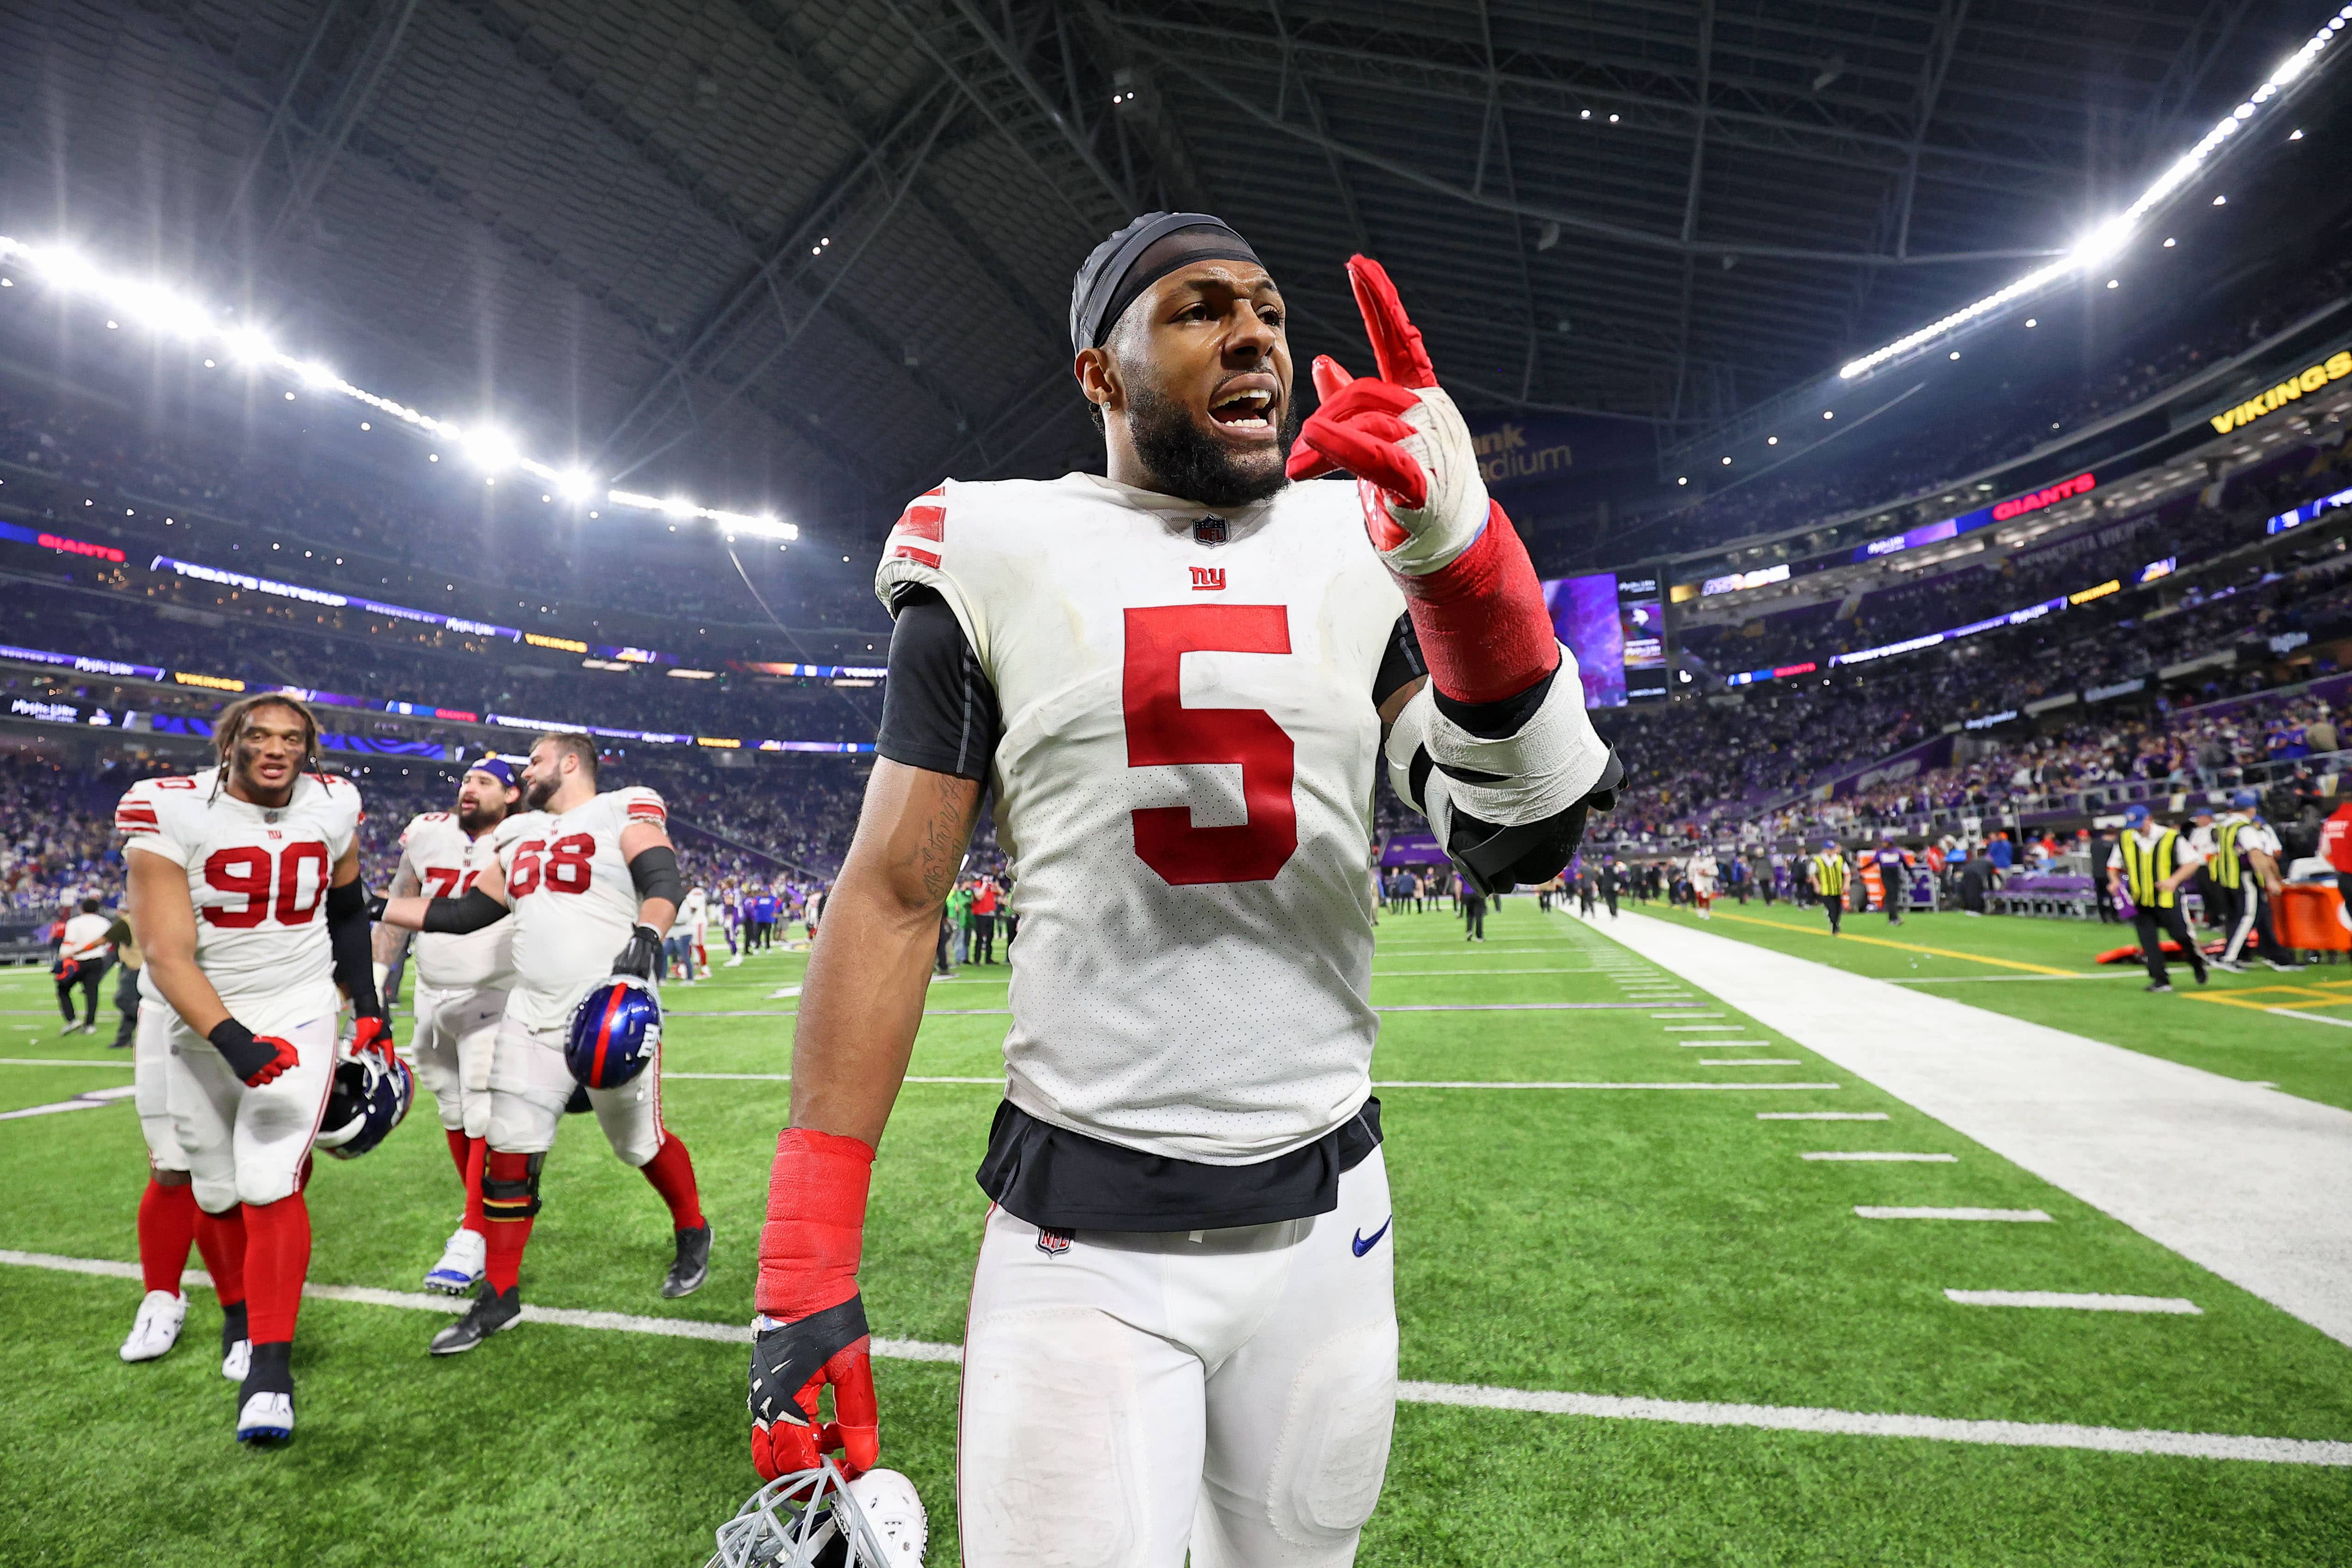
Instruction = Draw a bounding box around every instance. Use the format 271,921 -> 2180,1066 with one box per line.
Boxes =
115,771 -> 362,1035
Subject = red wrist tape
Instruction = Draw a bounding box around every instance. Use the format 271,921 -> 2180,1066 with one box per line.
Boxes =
755,1127 -> 874,1320
1398,502 -> 1559,706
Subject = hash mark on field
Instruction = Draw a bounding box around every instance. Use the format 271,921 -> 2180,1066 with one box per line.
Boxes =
1945,1290 -> 2201,1314
1759,1112 -> 1889,1121
1700,1059 -> 1801,1066
1652,1011 -> 1722,1018
1663,1024 -> 1741,1031
1680,1041 -> 1767,1047
1856,1207 -> 2052,1222
1801,1151 -> 1956,1162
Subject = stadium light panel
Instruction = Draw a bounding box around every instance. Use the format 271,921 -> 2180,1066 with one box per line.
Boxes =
1838,6 -> 2347,380
0,231 -> 799,543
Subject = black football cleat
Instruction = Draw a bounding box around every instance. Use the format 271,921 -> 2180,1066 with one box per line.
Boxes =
429,1283 -> 523,1354
663,1224 -> 712,1298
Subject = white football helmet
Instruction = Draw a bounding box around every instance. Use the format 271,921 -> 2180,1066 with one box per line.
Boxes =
706,1460 -> 926,1568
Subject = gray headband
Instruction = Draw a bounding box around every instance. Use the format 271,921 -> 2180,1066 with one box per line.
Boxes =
1069,211 -> 1262,354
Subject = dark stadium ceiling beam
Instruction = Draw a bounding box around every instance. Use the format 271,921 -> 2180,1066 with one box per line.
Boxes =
1470,0 -> 1544,403
1109,6 -> 2111,189
1667,0 -> 1717,425
217,0 -> 424,260
594,76 -> 959,479
1122,41 -> 2065,267
600,90 -> 971,488
1893,0 -> 1971,262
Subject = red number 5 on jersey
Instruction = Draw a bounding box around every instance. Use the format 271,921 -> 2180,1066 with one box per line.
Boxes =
1123,605 -> 1297,887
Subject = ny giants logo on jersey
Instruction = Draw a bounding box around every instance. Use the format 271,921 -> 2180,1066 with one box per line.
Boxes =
1189,566 -> 1226,593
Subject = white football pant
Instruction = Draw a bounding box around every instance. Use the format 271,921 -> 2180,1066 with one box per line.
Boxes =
408,984 -> 507,1139
959,1148 -> 1397,1568
484,1009 -> 665,1165
132,1001 -> 190,1176
159,1011 -> 337,1213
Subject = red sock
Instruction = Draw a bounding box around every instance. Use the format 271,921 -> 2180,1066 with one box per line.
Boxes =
444,1127 -> 470,1180
194,1206 -> 247,1307
483,1150 -> 537,1293
463,1136 -> 487,1237
240,1192 -> 312,1345
639,1133 -> 704,1230
136,1178 -> 198,1295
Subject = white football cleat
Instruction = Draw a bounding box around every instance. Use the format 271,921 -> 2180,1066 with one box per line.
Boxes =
236,1390 -> 294,1444
221,1338 -> 251,1381
423,1225 -> 487,1295
119,1290 -> 188,1363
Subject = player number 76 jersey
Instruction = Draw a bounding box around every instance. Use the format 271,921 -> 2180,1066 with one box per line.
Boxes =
398,811 -> 515,992
493,786 -> 666,1031
115,771 -> 363,1035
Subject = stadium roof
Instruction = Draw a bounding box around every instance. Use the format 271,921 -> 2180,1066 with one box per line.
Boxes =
0,0 -> 2337,525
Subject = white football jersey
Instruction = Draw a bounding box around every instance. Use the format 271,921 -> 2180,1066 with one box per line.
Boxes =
493,787 -> 665,1031
671,886 -> 706,939
397,811 -> 515,993
1687,853 -> 1717,889
59,912 -> 114,964
877,471 -> 1409,1164
116,770 -> 362,1035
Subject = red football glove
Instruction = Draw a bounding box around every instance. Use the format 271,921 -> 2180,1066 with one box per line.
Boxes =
207,1019 -> 299,1088
748,1128 -> 878,1481
1288,255 -> 1558,705
351,1014 -> 400,1069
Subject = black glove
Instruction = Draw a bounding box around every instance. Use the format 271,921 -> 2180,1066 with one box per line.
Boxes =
612,924 -> 664,982
208,1019 -> 300,1088
365,893 -> 388,922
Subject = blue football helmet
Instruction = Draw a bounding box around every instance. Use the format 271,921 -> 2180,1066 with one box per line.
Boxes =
706,1460 -> 926,1568
567,976 -> 661,1089
315,1039 -> 414,1160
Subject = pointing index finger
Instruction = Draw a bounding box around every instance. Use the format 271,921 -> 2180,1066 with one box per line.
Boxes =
1346,255 -> 1437,389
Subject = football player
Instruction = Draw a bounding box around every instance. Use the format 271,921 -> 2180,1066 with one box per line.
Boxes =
739,214 -> 1619,1564
376,731 -> 710,1353
371,758 -> 522,1294
116,694 -> 390,1443
1686,845 -> 1718,919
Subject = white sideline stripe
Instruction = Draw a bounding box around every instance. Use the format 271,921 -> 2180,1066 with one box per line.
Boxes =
5,1250 -> 2325,1465
1801,1152 -> 1956,1162
0,1058 -> 134,1067
1700,1059 -> 1802,1066
1761,1112 -> 1889,1121
1945,1290 -> 2201,1315
0,1084 -> 139,1121
1592,912 -> 2352,1349
1856,1207 -> 2052,1222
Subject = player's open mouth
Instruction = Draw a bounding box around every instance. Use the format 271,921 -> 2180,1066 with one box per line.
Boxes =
1207,385 -> 1278,433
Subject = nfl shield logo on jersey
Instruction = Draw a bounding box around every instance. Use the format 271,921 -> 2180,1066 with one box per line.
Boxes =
1035,1227 -> 1073,1258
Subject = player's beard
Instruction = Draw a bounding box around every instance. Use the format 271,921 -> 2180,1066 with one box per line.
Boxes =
1127,381 -> 1298,508
457,801 -> 505,834
521,775 -> 558,813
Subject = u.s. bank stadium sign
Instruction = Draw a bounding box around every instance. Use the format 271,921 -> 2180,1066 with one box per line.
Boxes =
1473,421 -> 1572,485
2207,349 -> 2352,435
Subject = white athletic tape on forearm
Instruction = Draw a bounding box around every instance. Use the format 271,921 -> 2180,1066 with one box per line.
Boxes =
1378,385 -> 1489,578
1387,646 -> 1610,830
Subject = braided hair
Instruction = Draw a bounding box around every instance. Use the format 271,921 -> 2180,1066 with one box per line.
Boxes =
207,692 -> 328,802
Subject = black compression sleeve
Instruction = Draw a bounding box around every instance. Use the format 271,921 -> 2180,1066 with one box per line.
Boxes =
421,887 -> 511,935
627,845 -> 686,907
876,587 -> 1002,780
325,878 -> 382,1019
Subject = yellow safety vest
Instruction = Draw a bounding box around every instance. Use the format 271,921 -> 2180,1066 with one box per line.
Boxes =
2213,820 -> 2245,885
1813,854 -> 1848,895
2119,828 -> 2181,909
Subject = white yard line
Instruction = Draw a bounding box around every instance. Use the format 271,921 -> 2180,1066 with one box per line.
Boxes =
2264,1008 -> 2352,1030
1700,1059 -> 1802,1066
0,1084 -> 138,1121
1856,1207 -> 2053,1222
4,1248 -> 2330,1464
1760,1112 -> 1889,1121
1801,1152 -> 1956,1162
1594,911 -> 2352,1350
0,1058 -> 134,1067
1680,1041 -> 1768,1047
1944,1289 -> 2201,1314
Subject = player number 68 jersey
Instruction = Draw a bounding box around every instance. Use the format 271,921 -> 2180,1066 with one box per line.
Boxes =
493,786 -> 666,1031
114,771 -> 363,1035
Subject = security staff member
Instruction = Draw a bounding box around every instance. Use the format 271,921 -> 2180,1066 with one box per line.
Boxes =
1812,840 -> 1850,935
2216,790 -> 2298,972
2110,804 -> 2209,992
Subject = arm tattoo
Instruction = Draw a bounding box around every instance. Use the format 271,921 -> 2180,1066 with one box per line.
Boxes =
911,774 -> 971,904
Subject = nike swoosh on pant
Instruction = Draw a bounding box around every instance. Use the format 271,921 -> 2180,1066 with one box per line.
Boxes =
1352,1217 -> 1392,1257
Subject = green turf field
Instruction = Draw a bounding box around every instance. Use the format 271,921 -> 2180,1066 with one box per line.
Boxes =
0,906 -> 2345,1566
